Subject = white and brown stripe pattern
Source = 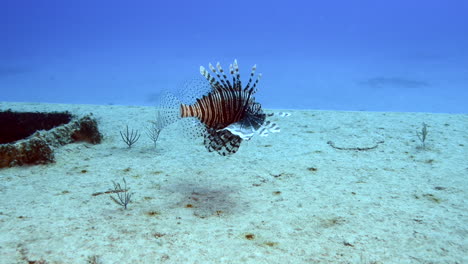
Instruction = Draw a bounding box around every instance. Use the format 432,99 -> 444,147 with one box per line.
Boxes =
179,60 -> 262,131
171,60 -> 274,155
180,88 -> 255,129
203,128 -> 242,156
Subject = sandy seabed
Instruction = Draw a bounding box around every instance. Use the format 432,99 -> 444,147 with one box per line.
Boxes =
0,102 -> 466,264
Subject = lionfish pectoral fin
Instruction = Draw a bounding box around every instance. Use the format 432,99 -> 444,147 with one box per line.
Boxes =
221,122 -> 256,140
204,128 -> 242,156
221,118 -> 282,140
256,121 -> 280,137
267,112 -> 291,117
255,111 -> 291,136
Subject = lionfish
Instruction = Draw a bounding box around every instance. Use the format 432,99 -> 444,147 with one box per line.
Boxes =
157,60 -> 283,156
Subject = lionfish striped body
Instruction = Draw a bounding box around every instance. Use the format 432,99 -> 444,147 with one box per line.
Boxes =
158,60 -> 280,155
180,88 -> 258,129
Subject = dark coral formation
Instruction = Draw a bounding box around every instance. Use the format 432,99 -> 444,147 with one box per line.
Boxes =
0,110 -> 102,168
71,115 -> 102,144
0,137 -> 54,168
0,110 -> 72,144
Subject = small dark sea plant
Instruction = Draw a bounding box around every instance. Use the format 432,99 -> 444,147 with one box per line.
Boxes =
416,122 -> 428,149
146,111 -> 164,149
120,125 -> 140,148
110,178 -> 133,210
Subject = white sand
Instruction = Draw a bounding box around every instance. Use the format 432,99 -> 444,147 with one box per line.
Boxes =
0,102 -> 466,264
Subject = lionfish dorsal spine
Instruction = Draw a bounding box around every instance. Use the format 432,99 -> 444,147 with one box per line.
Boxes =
244,64 -> 257,90
233,59 -> 242,90
210,63 -> 228,89
251,73 -> 262,94
229,63 -> 236,89
216,62 -> 233,89
200,66 -> 223,90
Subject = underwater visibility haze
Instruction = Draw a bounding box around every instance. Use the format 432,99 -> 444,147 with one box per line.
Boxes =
0,1 -> 468,263
1,0 -> 468,113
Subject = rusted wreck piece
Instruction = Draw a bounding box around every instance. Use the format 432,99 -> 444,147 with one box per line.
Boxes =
0,110 -> 102,168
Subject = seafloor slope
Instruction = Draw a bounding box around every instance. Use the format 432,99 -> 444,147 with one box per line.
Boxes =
0,102 -> 466,264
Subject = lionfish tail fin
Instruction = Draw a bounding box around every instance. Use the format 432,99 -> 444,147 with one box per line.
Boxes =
155,91 -> 183,129
156,89 -> 208,140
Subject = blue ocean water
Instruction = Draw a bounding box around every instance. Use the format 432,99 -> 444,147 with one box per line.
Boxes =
1,0 -> 467,113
